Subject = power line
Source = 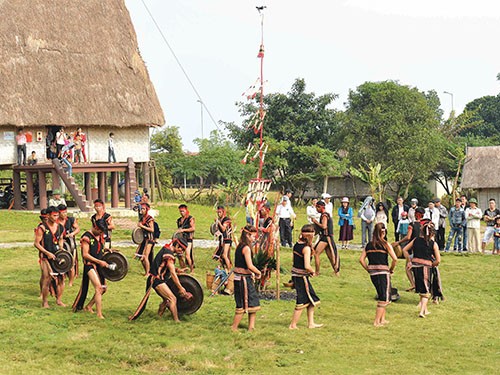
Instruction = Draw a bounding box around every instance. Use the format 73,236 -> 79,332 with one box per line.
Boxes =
139,0 -> 221,131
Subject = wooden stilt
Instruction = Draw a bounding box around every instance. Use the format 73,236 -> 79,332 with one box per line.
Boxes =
38,171 -> 47,209
26,171 -> 34,210
111,172 -> 119,208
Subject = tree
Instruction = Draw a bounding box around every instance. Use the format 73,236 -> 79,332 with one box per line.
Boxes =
457,94 -> 500,142
224,78 -> 342,196
341,81 -> 445,199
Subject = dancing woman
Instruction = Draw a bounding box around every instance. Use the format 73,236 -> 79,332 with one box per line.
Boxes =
359,223 -> 397,327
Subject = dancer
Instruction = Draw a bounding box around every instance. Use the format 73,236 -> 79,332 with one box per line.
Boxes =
289,224 -> 322,329
403,221 -> 441,318
312,201 -> 340,276
34,206 -> 66,308
72,219 -> 110,319
58,204 -> 80,286
91,199 -> 114,249
135,203 -> 155,275
129,238 -> 189,322
359,223 -> 397,327
231,225 -> 261,332
35,209 -> 49,298
175,204 -> 196,272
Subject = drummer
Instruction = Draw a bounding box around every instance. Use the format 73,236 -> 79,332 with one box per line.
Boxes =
214,206 -> 233,270
175,204 -> 195,273
135,203 -> 156,275
72,218 -> 110,319
34,206 -> 66,308
129,237 -> 189,322
58,204 -> 80,286
91,199 -> 115,249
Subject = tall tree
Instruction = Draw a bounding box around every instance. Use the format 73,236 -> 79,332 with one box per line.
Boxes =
341,81 -> 444,198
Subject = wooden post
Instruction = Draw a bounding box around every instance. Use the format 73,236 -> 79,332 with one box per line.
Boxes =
103,172 -> 108,203
12,170 -> 22,210
150,163 -> 155,202
124,171 -> 131,208
143,162 -> 150,192
26,172 -> 34,210
98,172 -> 106,202
52,170 -> 60,190
276,243 -> 281,301
38,171 -> 47,209
84,173 -> 91,202
111,172 -> 119,208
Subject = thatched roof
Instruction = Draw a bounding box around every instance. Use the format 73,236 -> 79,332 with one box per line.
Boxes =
461,146 -> 500,189
0,0 -> 164,127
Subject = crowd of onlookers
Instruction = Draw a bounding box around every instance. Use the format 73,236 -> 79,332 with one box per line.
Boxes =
276,192 -> 500,254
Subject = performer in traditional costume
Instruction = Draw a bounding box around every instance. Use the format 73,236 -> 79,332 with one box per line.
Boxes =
213,206 -> 233,269
403,220 -> 441,318
312,201 -> 340,276
175,204 -> 196,272
359,223 -> 397,327
135,203 -> 156,275
35,208 -> 49,298
289,224 -> 322,329
91,199 -> 114,249
72,219 -> 110,319
257,205 -> 275,255
231,225 -> 262,332
58,204 -> 80,286
129,238 -> 189,322
34,206 -> 66,308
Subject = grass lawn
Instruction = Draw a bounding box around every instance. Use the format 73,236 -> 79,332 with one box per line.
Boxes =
0,239 -> 498,374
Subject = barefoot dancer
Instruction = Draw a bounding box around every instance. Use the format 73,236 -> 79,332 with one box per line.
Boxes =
72,219 -> 110,319
135,203 -> 155,275
312,201 -> 340,275
58,204 -> 80,286
403,220 -> 441,318
34,206 -> 66,308
289,224 -> 322,329
175,204 -> 196,272
359,223 -> 397,327
35,209 -> 49,298
91,199 -> 114,249
129,238 -> 189,322
231,225 -> 262,332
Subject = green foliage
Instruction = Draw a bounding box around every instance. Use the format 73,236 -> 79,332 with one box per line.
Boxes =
405,183 -> 434,205
224,78 -> 342,195
341,81 -> 445,195
458,94 -> 500,142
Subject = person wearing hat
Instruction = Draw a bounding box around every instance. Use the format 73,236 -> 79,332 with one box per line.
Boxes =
34,206 -> 66,308
445,198 -> 465,252
423,201 -> 440,229
129,237 -> 189,322
321,193 -> 333,216
358,196 -> 376,248
48,189 -> 66,207
465,198 -> 482,253
408,198 -> 419,223
338,197 -> 354,249
434,199 -> 448,251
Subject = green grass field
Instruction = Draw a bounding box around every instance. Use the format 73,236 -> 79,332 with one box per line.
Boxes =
0,204 -> 499,374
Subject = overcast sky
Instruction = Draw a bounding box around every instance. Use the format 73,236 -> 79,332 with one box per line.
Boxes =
125,0 -> 500,151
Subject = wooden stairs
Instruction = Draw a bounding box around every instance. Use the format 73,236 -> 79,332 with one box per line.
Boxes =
52,159 -> 92,212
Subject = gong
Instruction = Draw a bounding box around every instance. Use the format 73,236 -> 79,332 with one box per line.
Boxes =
166,274 -> 204,315
209,223 -> 219,236
132,227 -> 144,244
63,237 -> 77,258
100,251 -> 129,281
51,250 -> 73,274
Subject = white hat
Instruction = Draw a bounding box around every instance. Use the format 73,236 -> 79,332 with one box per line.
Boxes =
321,193 -> 331,199
341,197 -> 349,203
282,196 -> 289,202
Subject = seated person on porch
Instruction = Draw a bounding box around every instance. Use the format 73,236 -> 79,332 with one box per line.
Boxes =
27,151 -> 38,166
49,189 -> 66,207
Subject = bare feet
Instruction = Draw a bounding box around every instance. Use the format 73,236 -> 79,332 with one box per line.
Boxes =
381,320 -> 390,325
84,306 -> 94,314
56,300 -> 66,307
373,322 -> 383,327
97,314 -> 105,319
418,313 -> 426,318
308,323 -> 324,329
231,326 -> 239,332
42,302 -> 50,308
406,286 -> 415,292
158,302 -> 169,317
289,325 -> 299,330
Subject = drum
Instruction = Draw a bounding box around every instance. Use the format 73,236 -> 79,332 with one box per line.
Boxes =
100,251 -> 129,281
51,250 -> 73,274
166,274 -> 204,315
132,227 -> 144,244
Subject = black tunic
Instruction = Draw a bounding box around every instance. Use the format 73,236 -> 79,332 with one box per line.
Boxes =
177,215 -> 194,242
291,242 -> 320,308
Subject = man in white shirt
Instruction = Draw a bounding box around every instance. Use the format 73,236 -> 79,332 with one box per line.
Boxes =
321,193 -> 333,216
307,197 -> 321,224
276,196 -> 296,247
465,198 -> 482,253
424,200 -> 440,230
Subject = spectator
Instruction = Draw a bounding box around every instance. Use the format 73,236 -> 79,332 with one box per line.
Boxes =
434,199 -> 448,251
73,134 -> 82,164
465,198 -> 482,253
276,196 -> 296,247
307,198 -> 321,224
108,132 -> 116,163
338,197 -> 354,249
445,198 -> 465,252
408,198 -> 419,223
375,202 -> 388,227
391,197 -> 409,242
424,201 -> 440,229
493,217 -> 500,255
27,151 -> 38,166
16,129 -> 27,166
55,126 -> 67,157
321,193 -> 333,216
358,196 -> 375,248
76,128 -> 88,163
59,145 -> 73,176
49,189 -> 67,207
481,198 -> 500,254
460,195 -> 469,251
